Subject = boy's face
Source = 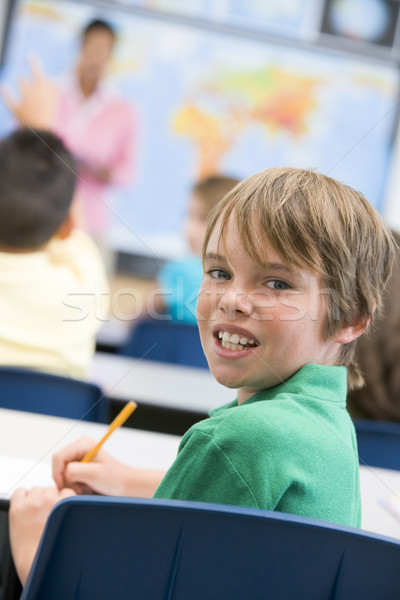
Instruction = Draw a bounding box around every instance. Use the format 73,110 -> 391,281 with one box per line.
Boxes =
197,215 -> 341,404
185,193 -> 209,255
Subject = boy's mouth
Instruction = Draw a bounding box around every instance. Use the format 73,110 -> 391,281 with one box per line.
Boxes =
217,330 -> 259,352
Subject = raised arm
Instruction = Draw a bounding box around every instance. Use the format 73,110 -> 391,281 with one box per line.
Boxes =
2,57 -> 59,130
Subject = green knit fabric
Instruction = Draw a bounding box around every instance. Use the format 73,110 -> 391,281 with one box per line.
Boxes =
154,364 -> 361,527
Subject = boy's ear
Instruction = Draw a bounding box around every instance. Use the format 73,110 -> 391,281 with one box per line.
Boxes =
333,306 -> 375,345
55,211 -> 74,240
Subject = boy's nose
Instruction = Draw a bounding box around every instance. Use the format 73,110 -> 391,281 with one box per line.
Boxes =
218,286 -> 253,317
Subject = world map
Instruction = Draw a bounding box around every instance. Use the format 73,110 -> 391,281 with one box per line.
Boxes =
173,67 -> 320,178
0,0 -> 399,256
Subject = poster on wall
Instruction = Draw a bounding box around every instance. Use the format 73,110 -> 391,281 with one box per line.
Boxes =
111,0 -> 323,41
0,1 -> 13,66
321,0 -> 400,48
0,0 -> 399,257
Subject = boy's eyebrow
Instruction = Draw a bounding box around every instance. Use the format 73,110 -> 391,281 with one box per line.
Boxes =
204,252 -> 302,278
265,263 -> 300,276
204,252 -> 228,263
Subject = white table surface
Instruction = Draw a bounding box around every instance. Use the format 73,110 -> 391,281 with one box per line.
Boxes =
1,408 -> 400,540
0,408 -> 180,499
359,465 -> 400,539
89,351 -> 234,413
96,319 -> 131,348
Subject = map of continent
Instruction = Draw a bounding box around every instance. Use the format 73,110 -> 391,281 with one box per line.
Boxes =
173,67 -> 321,177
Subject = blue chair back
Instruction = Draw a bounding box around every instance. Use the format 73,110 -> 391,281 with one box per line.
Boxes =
0,367 -> 108,423
21,496 -> 400,600
354,418 -> 400,470
119,319 -> 208,369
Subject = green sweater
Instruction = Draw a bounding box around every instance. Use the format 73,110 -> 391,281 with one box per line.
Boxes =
154,364 -> 361,527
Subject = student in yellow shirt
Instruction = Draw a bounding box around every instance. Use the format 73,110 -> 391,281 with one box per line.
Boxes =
0,128 -> 109,380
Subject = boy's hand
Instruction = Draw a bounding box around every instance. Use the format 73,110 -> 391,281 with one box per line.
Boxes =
2,57 -> 59,129
52,437 -> 166,498
52,437 -> 134,496
9,486 -> 76,586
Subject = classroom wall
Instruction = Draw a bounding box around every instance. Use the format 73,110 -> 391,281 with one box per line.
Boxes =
383,122 -> 400,232
0,2 -> 9,61
1,0 -> 400,249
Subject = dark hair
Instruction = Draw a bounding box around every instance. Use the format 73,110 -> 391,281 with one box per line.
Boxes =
0,129 -> 76,250
82,19 -> 116,41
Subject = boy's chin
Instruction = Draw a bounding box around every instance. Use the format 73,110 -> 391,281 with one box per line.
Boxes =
210,367 -> 243,390
210,364 -> 279,394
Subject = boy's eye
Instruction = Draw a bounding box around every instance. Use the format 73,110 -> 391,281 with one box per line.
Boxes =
209,269 -> 231,281
266,280 -> 290,290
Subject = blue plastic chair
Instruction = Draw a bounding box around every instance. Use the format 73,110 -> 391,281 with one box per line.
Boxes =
0,366 -> 108,423
354,418 -> 400,470
21,496 -> 400,599
119,319 -> 209,369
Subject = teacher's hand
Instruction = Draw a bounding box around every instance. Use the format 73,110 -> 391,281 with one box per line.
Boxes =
2,56 -> 59,129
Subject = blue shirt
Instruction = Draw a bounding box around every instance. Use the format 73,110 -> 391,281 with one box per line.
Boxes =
157,255 -> 203,325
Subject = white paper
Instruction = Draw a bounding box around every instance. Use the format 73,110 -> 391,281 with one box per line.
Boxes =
0,454 -> 54,499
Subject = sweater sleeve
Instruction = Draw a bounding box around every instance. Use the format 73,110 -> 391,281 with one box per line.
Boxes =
48,229 -> 110,326
153,429 -> 259,508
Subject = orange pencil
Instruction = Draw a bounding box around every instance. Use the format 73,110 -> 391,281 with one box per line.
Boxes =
81,401 -> 137,463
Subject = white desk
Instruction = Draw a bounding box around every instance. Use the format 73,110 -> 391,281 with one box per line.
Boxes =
0,408 -> 180,499
1,408 -> 400,540
96,319 -> 131,349
359,465 -> 400,539
89,352 -> 234,414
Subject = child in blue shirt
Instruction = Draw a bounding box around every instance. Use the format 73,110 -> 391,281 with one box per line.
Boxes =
152,176 -> 240,323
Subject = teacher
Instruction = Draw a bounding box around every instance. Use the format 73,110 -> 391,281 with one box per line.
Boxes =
5,18 -> 136,260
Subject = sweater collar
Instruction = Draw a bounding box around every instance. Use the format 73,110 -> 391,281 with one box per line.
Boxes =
0,250 -> 48,268
210,364 -> 347,416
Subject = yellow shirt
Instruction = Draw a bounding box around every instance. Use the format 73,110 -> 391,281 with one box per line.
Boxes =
0,230 -> 109,380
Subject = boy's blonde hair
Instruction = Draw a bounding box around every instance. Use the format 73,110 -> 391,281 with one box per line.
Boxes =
203,167 -> 396,390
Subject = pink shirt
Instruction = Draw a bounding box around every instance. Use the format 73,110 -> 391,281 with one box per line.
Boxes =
54,80 -> 136,234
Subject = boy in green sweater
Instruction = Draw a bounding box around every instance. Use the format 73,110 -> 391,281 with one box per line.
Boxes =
10,167 -> 396,586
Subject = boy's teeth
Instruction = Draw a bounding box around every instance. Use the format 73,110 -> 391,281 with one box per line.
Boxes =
218,330 -> 257,351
